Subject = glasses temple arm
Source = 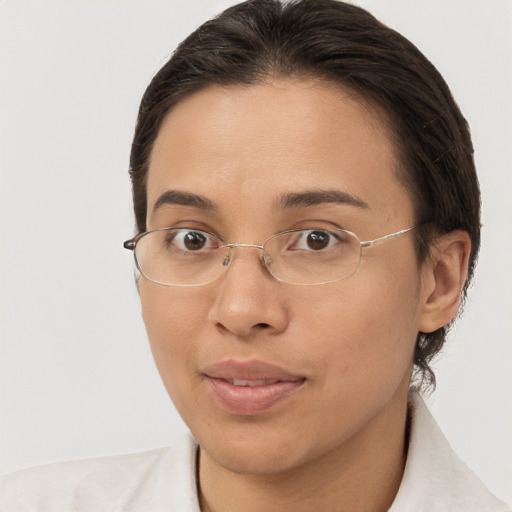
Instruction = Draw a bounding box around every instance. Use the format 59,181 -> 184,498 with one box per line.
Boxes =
360,226 -> 417,248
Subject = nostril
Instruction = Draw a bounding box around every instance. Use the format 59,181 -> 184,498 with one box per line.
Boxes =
255,323 -> 271,329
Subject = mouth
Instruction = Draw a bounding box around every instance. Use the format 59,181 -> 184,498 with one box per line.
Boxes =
202,360 -> 307,415
224,378 -> 281,387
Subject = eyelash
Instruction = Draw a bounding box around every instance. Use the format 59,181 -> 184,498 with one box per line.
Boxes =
161,220 -> 221,236
157,218 -> 348,242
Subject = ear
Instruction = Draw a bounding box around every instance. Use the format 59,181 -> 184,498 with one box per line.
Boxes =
418,230 -> 471,333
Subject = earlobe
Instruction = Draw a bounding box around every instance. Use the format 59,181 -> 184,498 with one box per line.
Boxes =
418,230 -> 471,333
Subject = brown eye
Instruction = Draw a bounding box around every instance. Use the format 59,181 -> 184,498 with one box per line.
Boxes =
165,229 -> 220,253
306,230 -> 330,250
183,231 -> 207,250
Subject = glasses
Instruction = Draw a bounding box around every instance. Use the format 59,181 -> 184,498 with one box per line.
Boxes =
123,226 -> 417,287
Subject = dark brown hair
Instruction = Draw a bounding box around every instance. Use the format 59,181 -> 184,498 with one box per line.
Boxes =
129,0 -> 480,389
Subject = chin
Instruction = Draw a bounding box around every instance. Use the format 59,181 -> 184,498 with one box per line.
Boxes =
201,442 -> 304,476
193,417 -> 321,476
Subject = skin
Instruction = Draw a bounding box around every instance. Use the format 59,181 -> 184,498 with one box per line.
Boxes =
139,79 -> 470,512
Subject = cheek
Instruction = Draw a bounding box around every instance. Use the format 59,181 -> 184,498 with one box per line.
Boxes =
139,285 -> 210,398
295,266 -> 421,388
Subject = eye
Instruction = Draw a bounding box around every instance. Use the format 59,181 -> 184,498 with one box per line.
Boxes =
291,230 -> 341,251
166,230 -> 219,252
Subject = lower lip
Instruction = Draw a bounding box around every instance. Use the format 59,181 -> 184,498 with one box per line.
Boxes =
206,377 -> 305,415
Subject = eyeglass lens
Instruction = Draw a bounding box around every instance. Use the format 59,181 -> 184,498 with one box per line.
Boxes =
133,228 -> 362,286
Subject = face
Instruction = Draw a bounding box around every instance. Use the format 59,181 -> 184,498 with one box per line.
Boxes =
140,80 -> 427,475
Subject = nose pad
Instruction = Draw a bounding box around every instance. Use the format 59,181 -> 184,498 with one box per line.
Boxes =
220,245 -> 268,274
222,251 -> 232,268
262,251 -> 274,269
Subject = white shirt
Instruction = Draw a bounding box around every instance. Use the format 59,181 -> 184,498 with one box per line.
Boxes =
0,393 -> 508,511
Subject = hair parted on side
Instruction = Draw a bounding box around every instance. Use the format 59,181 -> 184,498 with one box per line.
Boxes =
129,0 -> 480,390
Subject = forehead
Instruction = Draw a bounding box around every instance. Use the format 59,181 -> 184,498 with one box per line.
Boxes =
146,79 -> 413,229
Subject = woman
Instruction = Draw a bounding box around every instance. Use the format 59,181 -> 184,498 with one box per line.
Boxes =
1,1 -> 509,510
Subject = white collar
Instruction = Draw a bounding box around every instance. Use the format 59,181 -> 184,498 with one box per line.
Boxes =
389,392 -> 507,511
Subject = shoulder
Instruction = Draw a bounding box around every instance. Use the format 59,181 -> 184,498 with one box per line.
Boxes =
0,434 -> 200,512
390,392 -> 509,512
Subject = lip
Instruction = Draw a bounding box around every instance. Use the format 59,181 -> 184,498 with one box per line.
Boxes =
202,360 -> 306,415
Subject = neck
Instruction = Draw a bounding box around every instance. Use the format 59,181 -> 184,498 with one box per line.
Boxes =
198,390 -> 410,512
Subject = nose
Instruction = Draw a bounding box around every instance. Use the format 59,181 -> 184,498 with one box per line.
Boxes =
208,246 -> 289,338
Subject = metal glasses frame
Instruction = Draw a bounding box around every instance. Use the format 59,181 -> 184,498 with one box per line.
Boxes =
123,226 -> 417,286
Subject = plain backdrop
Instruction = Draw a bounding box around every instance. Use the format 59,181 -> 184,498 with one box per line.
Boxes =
1,0 -> 510,505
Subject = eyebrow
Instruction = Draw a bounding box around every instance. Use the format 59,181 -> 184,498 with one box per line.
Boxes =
151,188 -> 368,215
152,189 -> 218,213
278,189 -> 369,210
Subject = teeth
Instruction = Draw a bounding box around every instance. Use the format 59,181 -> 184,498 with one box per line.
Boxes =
231,379 -> 279,387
